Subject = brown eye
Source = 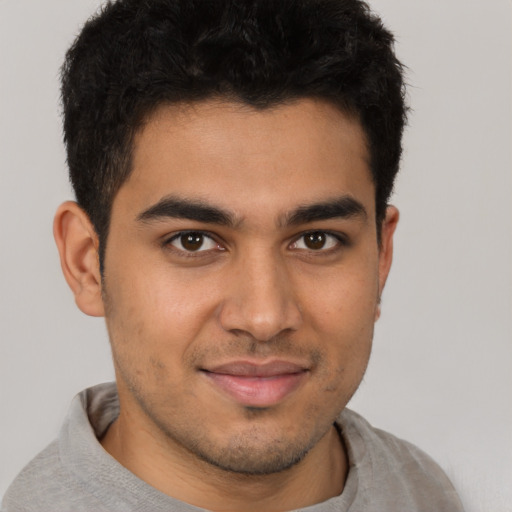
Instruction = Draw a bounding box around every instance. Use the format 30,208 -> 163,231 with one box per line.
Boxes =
181,233 -> 204,251
304,232 -> 327,250
291,231 -> 341,251
168,232 -> 218,253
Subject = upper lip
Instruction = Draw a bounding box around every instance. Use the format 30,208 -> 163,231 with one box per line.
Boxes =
202,360 -> 309,377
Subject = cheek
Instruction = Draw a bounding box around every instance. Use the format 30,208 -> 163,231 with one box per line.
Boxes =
304,267 -> 378,383
143,269 -> 224,346
306,265 -> 379,334
103,262 -> 222,368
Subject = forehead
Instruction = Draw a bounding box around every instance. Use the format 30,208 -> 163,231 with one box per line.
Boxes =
118,98 -> 374,222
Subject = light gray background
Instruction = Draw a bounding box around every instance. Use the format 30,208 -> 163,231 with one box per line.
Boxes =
1,1 -> 511,510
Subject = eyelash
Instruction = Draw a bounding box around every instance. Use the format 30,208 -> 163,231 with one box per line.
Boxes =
162,230 -> 348,257
163,231 -> 222,257
290,230 -> 348,252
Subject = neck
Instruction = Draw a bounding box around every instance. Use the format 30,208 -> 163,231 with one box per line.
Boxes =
101,409 -> 347,511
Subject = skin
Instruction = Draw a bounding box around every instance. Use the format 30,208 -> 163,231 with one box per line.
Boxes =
54,98 -> 398,511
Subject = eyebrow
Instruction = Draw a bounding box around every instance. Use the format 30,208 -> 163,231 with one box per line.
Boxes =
283,196 -> 368,226
137,194 -> 367,228
137,196 -> 237,226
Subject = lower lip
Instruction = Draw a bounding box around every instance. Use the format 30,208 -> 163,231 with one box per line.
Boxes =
203,371 -> 307,407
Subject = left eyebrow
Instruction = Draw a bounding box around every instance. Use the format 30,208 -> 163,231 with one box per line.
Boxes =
283,196 -> 368,226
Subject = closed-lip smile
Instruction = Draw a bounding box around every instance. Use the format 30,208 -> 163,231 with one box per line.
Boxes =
201,360 -> 310,407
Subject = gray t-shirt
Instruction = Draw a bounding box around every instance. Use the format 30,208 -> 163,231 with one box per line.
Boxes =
2,383 -> 464,511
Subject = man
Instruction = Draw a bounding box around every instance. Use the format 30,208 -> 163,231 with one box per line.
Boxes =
2,0 -> 464,510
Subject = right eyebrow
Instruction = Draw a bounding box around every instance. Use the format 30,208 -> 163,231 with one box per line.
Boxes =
136,196 -> 238,227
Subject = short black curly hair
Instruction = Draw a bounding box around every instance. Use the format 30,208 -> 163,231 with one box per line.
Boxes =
61,0 -> 406,265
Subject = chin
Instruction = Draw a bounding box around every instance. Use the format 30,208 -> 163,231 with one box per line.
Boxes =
192,435 -> 313,476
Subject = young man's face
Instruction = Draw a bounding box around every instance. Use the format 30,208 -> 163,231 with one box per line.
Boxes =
100,99 -> 396,475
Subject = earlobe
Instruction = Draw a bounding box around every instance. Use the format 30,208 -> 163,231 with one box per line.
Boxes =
376,206 -> 399,320
53,201 -> 105,317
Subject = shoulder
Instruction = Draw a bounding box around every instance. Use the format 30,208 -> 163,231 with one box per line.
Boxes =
1,440 -> 103,512
341,408 -> 443,473
337,409 -> 465,511
1,384 -> 184,512
1,384 -> 119,512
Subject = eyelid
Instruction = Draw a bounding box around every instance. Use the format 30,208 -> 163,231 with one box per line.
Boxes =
289,230 -> 348,251
163,230 -> 224,254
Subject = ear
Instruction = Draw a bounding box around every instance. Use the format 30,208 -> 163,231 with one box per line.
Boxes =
375,205 -> 399,321
53,201 -> 105,317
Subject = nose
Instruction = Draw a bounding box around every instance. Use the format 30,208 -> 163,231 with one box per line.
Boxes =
218,251 -> 302,342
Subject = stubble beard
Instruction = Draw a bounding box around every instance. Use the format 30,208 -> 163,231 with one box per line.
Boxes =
113,344 -> 342,478
133,388 -> 332,476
